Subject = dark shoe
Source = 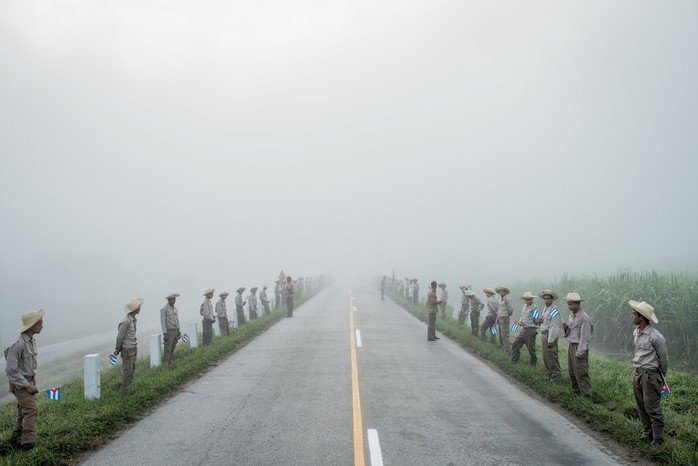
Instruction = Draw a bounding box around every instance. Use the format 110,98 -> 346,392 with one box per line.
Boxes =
20,443 -> 36,451
427,338 -> 436,341
434,336 -> 440,339
649,439 -> 663,447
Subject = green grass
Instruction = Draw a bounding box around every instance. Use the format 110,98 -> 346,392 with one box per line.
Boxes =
0,292 -> 319,466
390,292 -> 698,466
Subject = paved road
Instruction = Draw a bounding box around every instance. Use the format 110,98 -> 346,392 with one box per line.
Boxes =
81,282 -> 622,466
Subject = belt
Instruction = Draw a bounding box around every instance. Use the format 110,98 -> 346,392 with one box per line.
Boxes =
635,367 -> 659,374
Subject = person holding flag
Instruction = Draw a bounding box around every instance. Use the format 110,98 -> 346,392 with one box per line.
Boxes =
200,288 -> 216,346
216,292 -> 230,336
495,286 -> 514,353
480,288 -> 498,344
511,292 -> 539,366
629,300 -> 669,447
115,298 -> 142,397
466,289 -> 484,336
538,290 -> 562,383
4,309 -> 44,451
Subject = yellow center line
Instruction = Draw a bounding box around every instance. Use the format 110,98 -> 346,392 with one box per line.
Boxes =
350,299 -> 365,466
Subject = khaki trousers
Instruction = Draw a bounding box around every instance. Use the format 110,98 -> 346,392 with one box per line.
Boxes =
480,315 -> 497,342
121,347 -> 137,397
427,311 -> 437,339
163,329 -> 179,365
470,311 -> 480,336
568,343 -> 592,397
11,377 -> 38,445
541,331 -> 561,382
286,298 -> 294,317
263,302 -> 271,316
236,306 -> 246,326
633,370 -> 664,440
202,318 -> 213,345
458,304 -> 469,325
511,327 -> 537,365
497,316 -> 510,353
218,316 -> 230,336
274,294 -> 280,309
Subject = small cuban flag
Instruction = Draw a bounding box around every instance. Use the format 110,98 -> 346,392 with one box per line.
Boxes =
490,325 -> 498,335
660,374 -> 670,396
511,321 -> 520,332
228,320 -> 235,329
108,353 -> 118,366
549,307 -> 560,319
181,334 -> 190,343
47,387 -> 60,400
532,307 -> 541,319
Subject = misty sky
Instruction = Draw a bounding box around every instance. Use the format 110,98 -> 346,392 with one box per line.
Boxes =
1,1 -> 697,345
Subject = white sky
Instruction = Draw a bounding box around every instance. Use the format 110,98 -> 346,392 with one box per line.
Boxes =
1,0 -> 697,343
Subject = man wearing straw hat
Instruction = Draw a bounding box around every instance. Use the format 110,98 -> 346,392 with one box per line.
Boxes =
216,292 -> 230,336
4,309 -> 44,451
274,280 -> 282,310
235,287 -> 247,326
438,283 -> 448,318
249,287 -> 259,321
426,281 -> 444,341
115,298 -> 143,397
466,289 -> 484,336
629,300 -> 669,447
496,286 -> 514,353
538,290 -> 563,382
511,292 -> 539,366
458,285 -> 469,325
562,292 -> 594,398
260,285 -> 272,316
480,288 -> 498,343
284,276 -> 295,317
161,293 -> 181,365
200,288 -> 216,346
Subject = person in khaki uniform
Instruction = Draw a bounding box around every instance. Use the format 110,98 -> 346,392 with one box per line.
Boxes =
438,283 -> 448,318
630,300 -> 669,447
4,309 -> 44,451
511,292 -> 539,366
115,298 -> 142,397
457,285 -> 470,325
216,292 -> 230,336
538,290 -> 562,382
260,285 -> 271,316
480,288 -> 498,343
466,290 -> 484,336
284,277 -> 295,317
200,288 -> 215,346
235,287 -> 247,326
562,293 -> 593,397
496,286 -> 514,353
274,280 -> 282,310
160,293 -> 181,365
248,287 -> 259,320
426,281 -> 444,341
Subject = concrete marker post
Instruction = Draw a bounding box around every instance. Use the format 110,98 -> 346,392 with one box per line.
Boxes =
188,322 -> 199,348
150,334 -> 162,367
84,354 -> 101,400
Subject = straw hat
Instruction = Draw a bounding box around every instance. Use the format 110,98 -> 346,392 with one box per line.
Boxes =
495,286 -> 510,295
166,293 -> 180,299
483,288 -> 495,295
19,309 -> 44,333
219,292 -> 229,298
250,287 -> 258,292
458,285 -> 466,290
564,292 -> 583,303
465,290 -> 475,297
521,292 -> 536,300
538,290 -> 559,300
236,287 -> 245,293
438,283 -> 446,289
124,298 -> 144,314
263,285 -> 268,289
203,288 -> 215,296
629,300 -> 658,324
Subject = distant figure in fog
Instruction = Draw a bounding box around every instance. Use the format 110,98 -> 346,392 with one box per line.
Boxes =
458,285 -> 469,325
216,292 -> 230,336
249,287 -> 259,320
4,309 -> 44,451
380,276 -> 386,300
412,279 -> 420,305
235,287 -> 247,326
116,298 -> 142,397
200,288 -> 215,345
284,276 -> 295,317
274,280 -> 282,310
161,293 -> 181,365
261,285 -> 271,316
438,283 -> 448,318
426,281 -> 444,341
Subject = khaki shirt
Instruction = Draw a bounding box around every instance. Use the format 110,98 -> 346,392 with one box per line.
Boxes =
486,295 -> 499,317
440,289 -> 448,305
564,310 -> 593,356
519,304 -> 538,328
469,296 -> 484,313
215,299 -> 228,319
160,304 -> 180,334
427,289 -> 439,313
235,293 -> 244,308
540,305 -> 562,343
497,296 -> 513,318
633,325 -> 669,373
200,298 -> 215,322
284,282 -> 295,300
4,333 -> 38,389
249,294 -> 258,313
116,314 -> 138,352
260,289 -> 269,304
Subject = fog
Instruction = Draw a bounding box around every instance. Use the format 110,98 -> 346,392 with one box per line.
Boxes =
1,1 -> 697,346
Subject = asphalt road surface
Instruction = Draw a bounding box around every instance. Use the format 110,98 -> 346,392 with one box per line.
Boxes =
81,281 -> 623,466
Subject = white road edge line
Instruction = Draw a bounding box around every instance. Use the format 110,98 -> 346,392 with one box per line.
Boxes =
355,329 -> 362,347
367,429 -> 383,466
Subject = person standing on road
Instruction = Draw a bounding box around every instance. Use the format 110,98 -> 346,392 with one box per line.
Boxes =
200,288 -> 215,345
562,292 -> 593,398
413,279 -> 420,305
235,287 -> 247,327
511,292 -> 538,366
216,292 -> 230,336
115,298 -> 142,397
481,288 -> 498,343
284,276 -> 295,317
274,280 -> 282,310
427,281 -> 444,341
458,285 -> 469,325
160,293 -> 181,365
438,283 -> 448,318
4,309 -> 44,451
629,300 -> 668,447
381,276 -> 387,300
538,290 -> 562,382
467,290 -> 484,336
248,287 -> 259,320
496,286 -> 514,353
261,285 -> 271,316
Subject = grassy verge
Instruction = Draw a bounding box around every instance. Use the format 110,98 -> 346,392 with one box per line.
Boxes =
390,293 -> 698,466
0,291 -> 320,466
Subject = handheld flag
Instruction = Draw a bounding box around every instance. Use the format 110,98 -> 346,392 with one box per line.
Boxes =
660,373 -> 670,396
47,387 -> 61,400
490,325 -> 498,335
181,334 -> 190,343
511,321 -> 520,332
108,353 -> 118,366
549,307 -> 560,319
532,307 -> 541,319
228,320 -> 235,328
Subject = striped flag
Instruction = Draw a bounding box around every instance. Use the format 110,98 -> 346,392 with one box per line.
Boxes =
47,387 -> 61,400
228,320 -> 235,329
549,307 -> 560,318
108,353 -> 118,366
181,334 -> 190,343
490,325 -> 498,335
511,321 -> 520,332
660,374 -> 670,396
532,306 -> 541,319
